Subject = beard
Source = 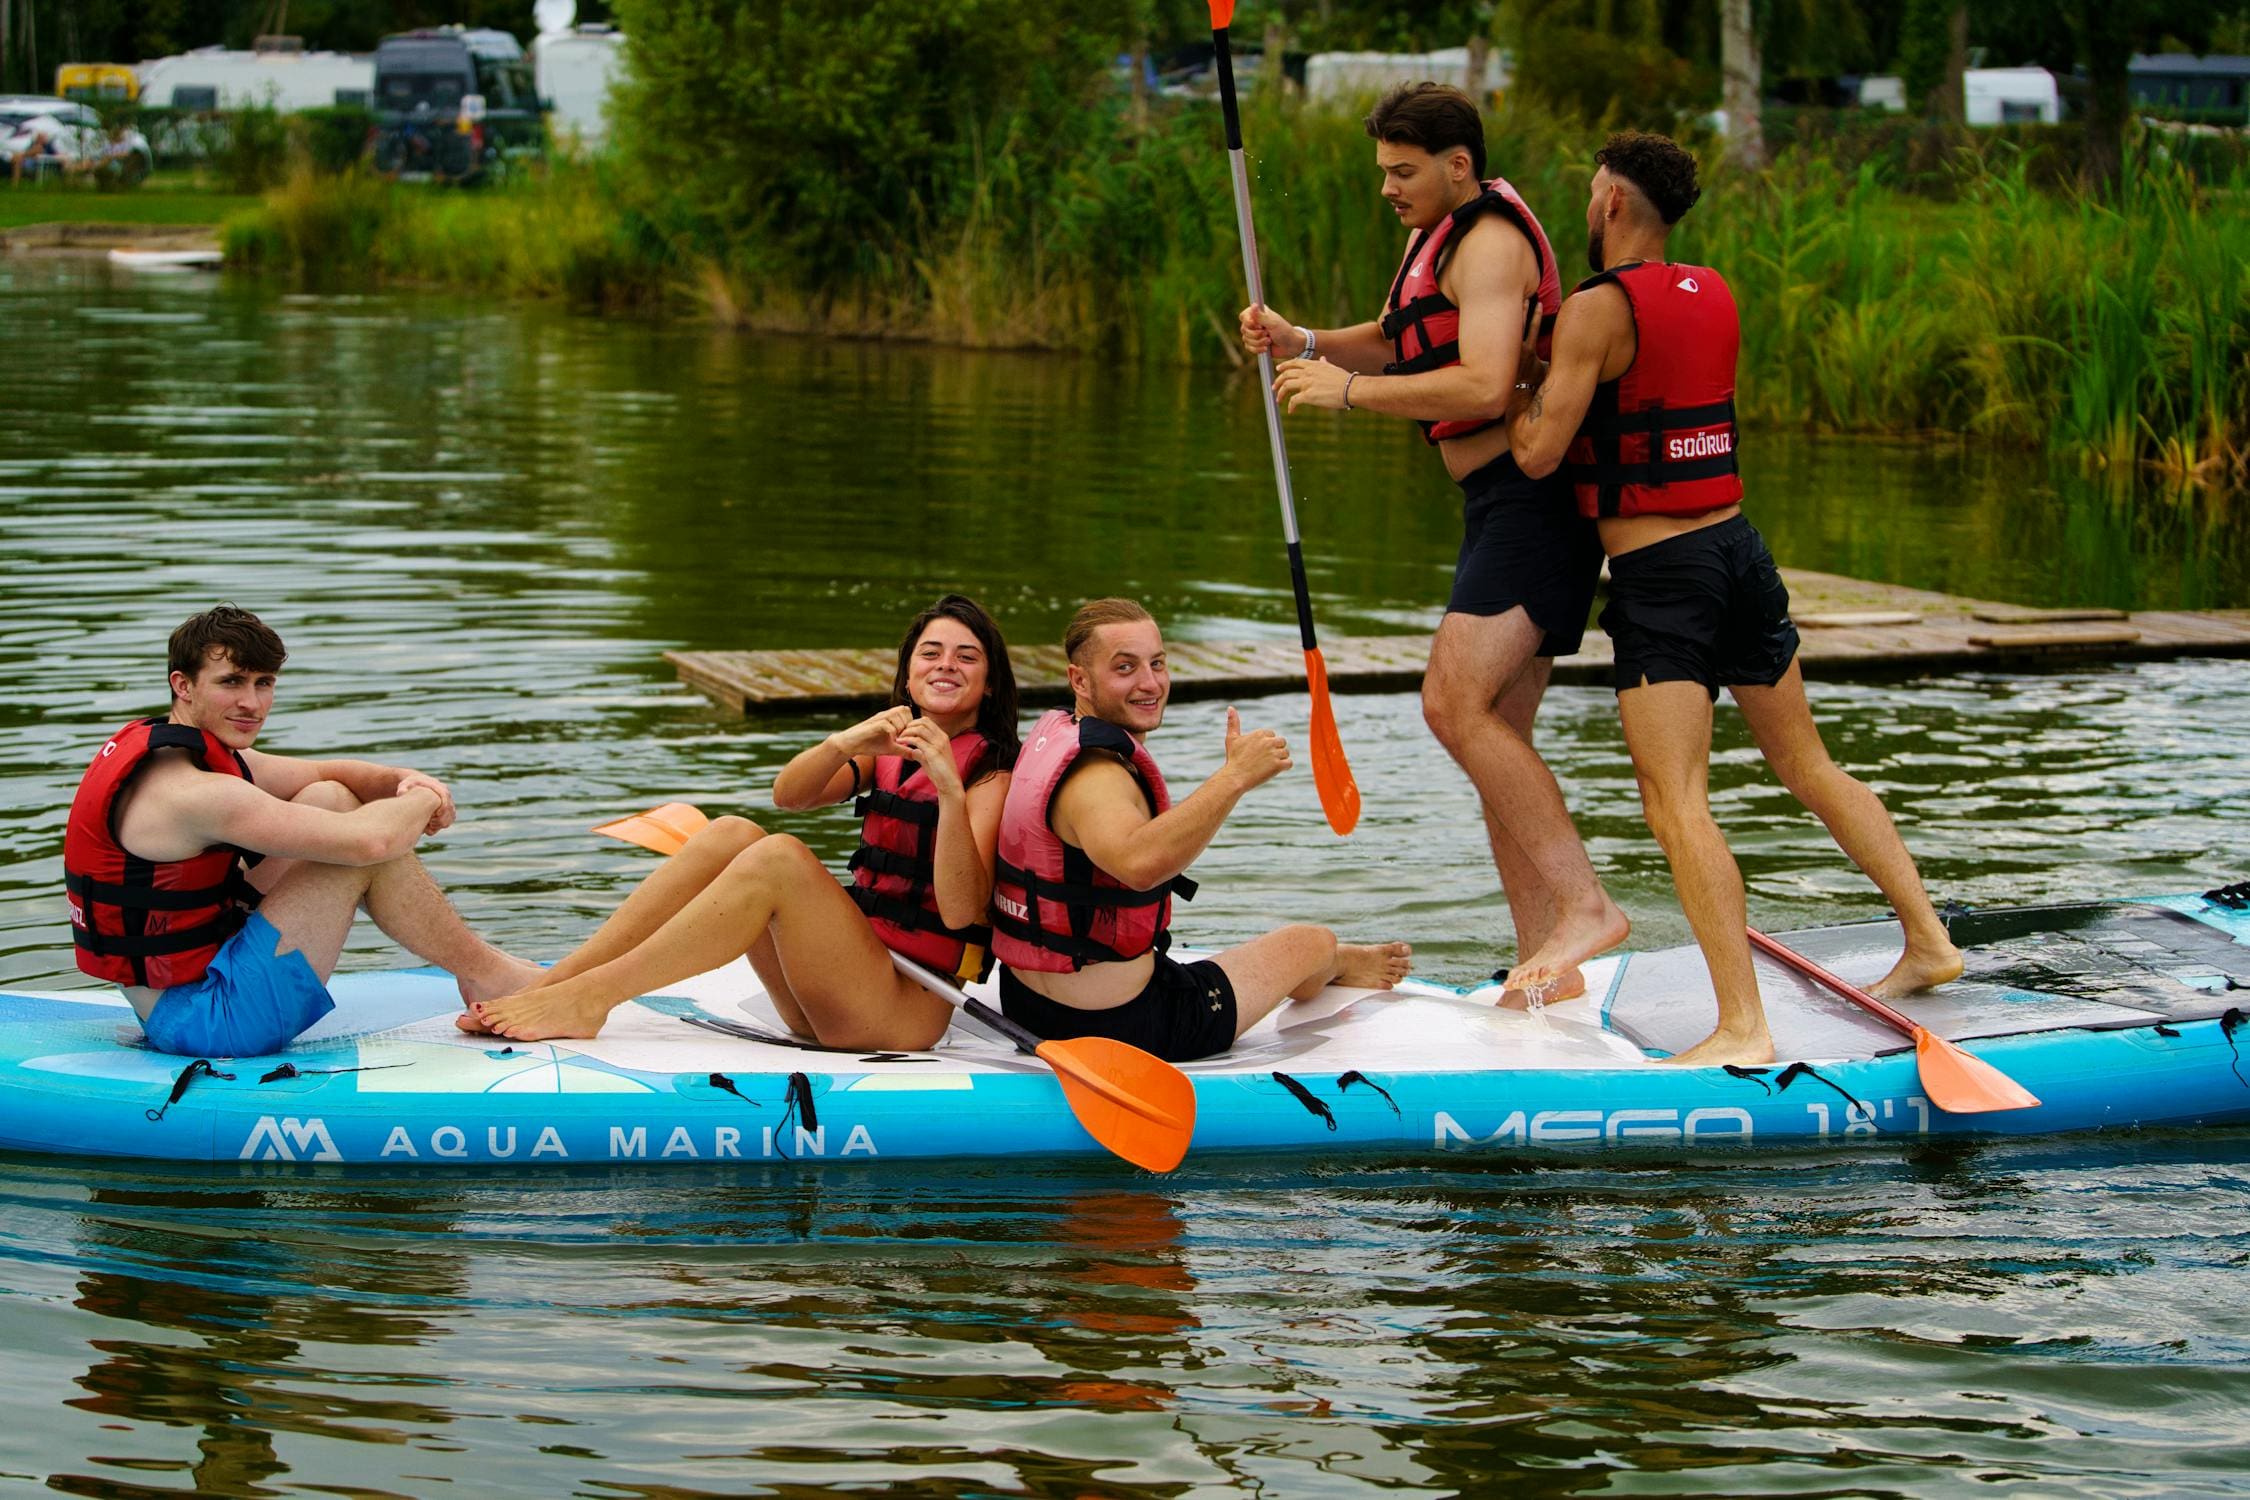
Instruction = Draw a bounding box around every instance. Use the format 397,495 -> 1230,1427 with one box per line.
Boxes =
1586,230 -> 1605,275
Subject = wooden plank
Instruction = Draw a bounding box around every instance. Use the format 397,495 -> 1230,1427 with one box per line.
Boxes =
669,596 -> 2250,714
1970,605 -> 2131,625
1967,626 -> 2143,649
1796,610 -> 1922,629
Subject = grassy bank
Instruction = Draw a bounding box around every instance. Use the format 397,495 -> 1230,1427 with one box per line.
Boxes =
222,103 -> 2247,479
0,171 -> 260,230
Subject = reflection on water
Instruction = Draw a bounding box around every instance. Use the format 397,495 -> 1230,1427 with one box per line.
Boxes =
5,1143 -> 2248,1496
1,258 -> 2248,1495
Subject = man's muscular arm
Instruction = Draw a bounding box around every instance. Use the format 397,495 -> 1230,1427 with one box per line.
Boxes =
1508,283 -> 1632,480
1052,709 -> 1291,892
128,761 -> 439,867
1271,220 -> 1534,419
242,748 -> 455,833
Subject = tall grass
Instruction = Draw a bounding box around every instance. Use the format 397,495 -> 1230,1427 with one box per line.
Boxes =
226,101 -> 2249,479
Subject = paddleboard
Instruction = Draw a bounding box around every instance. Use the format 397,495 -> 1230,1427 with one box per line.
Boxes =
107,248 -> 222,270
1,896 -> 2244,1166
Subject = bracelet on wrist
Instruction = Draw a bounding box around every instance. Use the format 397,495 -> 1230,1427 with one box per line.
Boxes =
1343,372 -> 1358,410
1296,324 -> 1317,359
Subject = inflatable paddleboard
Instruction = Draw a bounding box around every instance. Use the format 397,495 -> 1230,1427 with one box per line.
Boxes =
2,896 -> 2245,1166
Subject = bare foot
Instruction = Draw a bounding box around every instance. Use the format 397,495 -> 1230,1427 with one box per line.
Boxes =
457,952 -> 547,1006
1663,1025 -> 1776,1068
1505,895 -> 1630,997
1496,968 -> 1586,1010
468,981 -> 619,1041
1333,942 -> 1413,990
1868,937 -> 1965,1001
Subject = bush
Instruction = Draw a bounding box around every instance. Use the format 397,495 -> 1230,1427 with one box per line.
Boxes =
293,105 -> 377,175
212,102 -> 292,193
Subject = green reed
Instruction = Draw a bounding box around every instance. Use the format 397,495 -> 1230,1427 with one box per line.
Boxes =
225,101 -> 2247,479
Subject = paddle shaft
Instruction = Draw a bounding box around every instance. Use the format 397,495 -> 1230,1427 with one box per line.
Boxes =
959,994 -> 1048,1058
1746,926 -> 1920,1035
1212,23 -> 1317,654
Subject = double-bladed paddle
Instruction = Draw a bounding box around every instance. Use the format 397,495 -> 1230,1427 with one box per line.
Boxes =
1746,926 -> 2039,1114
593,802 -> 1198,1170
1207,0 -> 1360,837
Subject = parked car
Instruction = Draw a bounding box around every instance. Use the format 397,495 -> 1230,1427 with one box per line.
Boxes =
0,97 -> 152,185
371,27 -> 545,184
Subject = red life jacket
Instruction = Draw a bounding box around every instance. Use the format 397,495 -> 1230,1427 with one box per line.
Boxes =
847,731 -> 997,985
1380,176 -> 1562,445
990,710 -> 1198,975
64,718 -> 260,990
1566,261 -> 1744,520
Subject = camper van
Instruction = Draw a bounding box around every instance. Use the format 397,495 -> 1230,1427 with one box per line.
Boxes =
532,25 -> 626,152
137,43 -> 373,112
371,28 -> 545,183
1963,67 -> 2061,126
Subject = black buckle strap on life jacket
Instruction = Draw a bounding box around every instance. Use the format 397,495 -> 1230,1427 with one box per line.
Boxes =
1573,390 -> 1740,517
71,903 -> 250,960
992,856 -> 1195,967
1379,291 -> 1454,346
846,884 -> 992,947
853,787 -> 938,827
846,844 -> 928,883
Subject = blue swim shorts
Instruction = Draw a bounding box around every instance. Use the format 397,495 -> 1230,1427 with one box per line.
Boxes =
141,912 -> 336,1058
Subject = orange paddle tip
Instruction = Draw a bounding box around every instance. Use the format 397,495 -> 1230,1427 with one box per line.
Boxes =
1038,1036 -> 1197,1171
591,801 -> 710,857
1208,0 -> 1237,28
1303,650 -> 1361,836
1913,1029 -> 2042,1114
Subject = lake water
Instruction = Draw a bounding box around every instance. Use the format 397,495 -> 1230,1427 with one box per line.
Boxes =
1,257 -> 2246,1495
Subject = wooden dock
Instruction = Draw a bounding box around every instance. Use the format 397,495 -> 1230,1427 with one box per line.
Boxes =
667,569 -> 2250,715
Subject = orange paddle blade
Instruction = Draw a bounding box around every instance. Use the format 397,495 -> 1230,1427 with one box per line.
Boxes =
1304,649 -> 1360,836
1036,1036 -> 1197,1172
1208,0 -> 1236,27
1911,1027 -> 2042,1114
592,801 -> 710,856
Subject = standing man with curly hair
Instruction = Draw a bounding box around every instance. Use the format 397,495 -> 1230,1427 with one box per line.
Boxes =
1505,131 -> 1962,1066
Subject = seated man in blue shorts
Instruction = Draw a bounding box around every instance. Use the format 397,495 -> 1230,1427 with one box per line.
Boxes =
64,605 -> 538,1057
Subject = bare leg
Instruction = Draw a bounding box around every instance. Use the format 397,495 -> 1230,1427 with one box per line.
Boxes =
1730,661 -> 1963,997
532,815 -> 808,1029
1485,663 -> 1586,1006
1618,681 -> 1774,1067
1426,609 -> 1626,994
244,780 -> 536,1012
470,835 -> 952,1050
1209,926 -> 1413,1040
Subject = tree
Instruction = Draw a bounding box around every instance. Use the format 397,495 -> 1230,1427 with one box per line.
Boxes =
1720,0 -> 1763,168
2072,0 -> 2241,192
1898,0 -> 1965,123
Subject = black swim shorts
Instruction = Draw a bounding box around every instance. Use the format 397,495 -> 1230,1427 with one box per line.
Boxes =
1601,514 -> 1800,697
1447,452 -> 1604,658
999,954 -> 1239,1063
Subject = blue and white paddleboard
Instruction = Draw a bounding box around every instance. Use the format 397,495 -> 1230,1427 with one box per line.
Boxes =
2,897 -> 2246,1166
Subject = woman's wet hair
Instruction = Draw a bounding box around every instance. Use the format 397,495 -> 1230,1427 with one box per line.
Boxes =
891,594 -> 1020,773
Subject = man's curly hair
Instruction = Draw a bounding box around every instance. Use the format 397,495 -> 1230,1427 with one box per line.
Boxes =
1595,131 -> 1701,224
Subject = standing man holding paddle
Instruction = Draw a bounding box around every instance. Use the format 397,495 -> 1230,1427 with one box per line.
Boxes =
1240,82 -> 1625,1000
1504,131 -> 1962,1066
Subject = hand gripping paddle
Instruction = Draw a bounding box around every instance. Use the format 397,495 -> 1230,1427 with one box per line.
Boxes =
1207,0 -> 1360,837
